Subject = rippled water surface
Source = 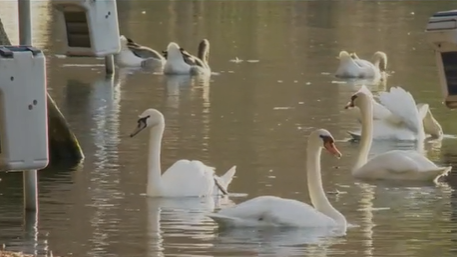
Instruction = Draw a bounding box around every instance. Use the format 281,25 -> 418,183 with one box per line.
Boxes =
1,1 -> 457,256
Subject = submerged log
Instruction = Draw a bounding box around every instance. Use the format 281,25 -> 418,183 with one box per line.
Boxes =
0,18 -> 84,165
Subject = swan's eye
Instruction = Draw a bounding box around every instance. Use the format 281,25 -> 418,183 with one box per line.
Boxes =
351,95 -> 357,102
137,115 -> 150,126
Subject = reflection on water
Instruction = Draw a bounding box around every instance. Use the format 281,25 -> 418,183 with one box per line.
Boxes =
146,196 -> 234,257
213,226 -> 346,256
1,1 -> 457,257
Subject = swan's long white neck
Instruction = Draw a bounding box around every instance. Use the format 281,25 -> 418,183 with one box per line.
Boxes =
147,122 -> 165,196
307,141 -> 346,227
354,98 -> 373,171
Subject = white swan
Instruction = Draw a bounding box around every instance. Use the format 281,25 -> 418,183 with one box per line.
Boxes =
163,42 -> 211,76
129,108 -> 236,197
348,86 -> 443,141
335,51 -> 387,80
207,129 -> 346,228
345,87 -> 452,181
114,35 -> 165,68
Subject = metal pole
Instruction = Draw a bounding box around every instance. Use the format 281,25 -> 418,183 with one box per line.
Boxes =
18,0 -> 32,45
18,0 -> 38,212
105,55 -> 115,75
23,171 -> 38,211
23,210 -> 38,256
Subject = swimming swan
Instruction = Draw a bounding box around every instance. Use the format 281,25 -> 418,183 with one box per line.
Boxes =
207,129 -> 346,228
347,86 -> 443,141
162,39 -> 211,71
344,86 -> 451,182
115,35 -> 165,68
129,108 -> 236,197
163,41 -> 211,76
335,51 -> 387,79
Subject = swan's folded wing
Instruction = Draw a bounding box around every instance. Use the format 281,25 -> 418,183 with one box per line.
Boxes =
354,59 -> 374,68
129,45 -> 164,59
214,196 -> 335,227
378,87 -> 421,134
372,100 -> 393,120
398,150 -> 439,170
161,159 -> 215,195
355,85 -> 394,121
363,150 -> 420,174
349,120 -> 416,141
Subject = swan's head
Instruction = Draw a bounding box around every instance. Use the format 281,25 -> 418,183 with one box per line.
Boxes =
199,39 -> 210,52
166,42 -> 184,60
337,51 -> 352,60
310,129 -> 342,158
372,51 -> 388,71
418,104 -> 444,139
428,121 -> 443,138
344,86 -> 372,109
119,35 -> 128,49
120,35 -> 138,50
129,109 -> 165,137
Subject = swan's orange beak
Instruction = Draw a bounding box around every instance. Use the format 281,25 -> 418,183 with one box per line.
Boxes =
324,142 -> 342,158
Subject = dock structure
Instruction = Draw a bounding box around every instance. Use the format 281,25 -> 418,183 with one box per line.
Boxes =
0,0 -> 85,213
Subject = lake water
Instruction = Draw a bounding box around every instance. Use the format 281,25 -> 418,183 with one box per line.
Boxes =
1,1 -> 457,256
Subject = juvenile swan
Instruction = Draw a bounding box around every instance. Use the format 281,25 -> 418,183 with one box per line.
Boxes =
115,36 -> 165,68
208,129 -> 346,228
335,51 -> 387,80
163,42 -> 211,76
163,39 -> 211,70
130,108 -> 236,197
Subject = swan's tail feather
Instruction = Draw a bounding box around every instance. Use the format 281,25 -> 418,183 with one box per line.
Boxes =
220,166 -> 237,187
432,166 -> 452,182
214,178 -> 229,195
213,166 -> 236,196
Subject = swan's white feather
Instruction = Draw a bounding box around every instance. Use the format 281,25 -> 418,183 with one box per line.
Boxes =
372,100 -> 393,120
159,160 -> 235,197
349,120 -> 419,141
335,55 -> 380,79
352,96 -> 441,140
378,87 -> 421,134
354,150 -> 451,181
352,90 -> 451,181
208,196 -> 336,228
353,59 -> 374,68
